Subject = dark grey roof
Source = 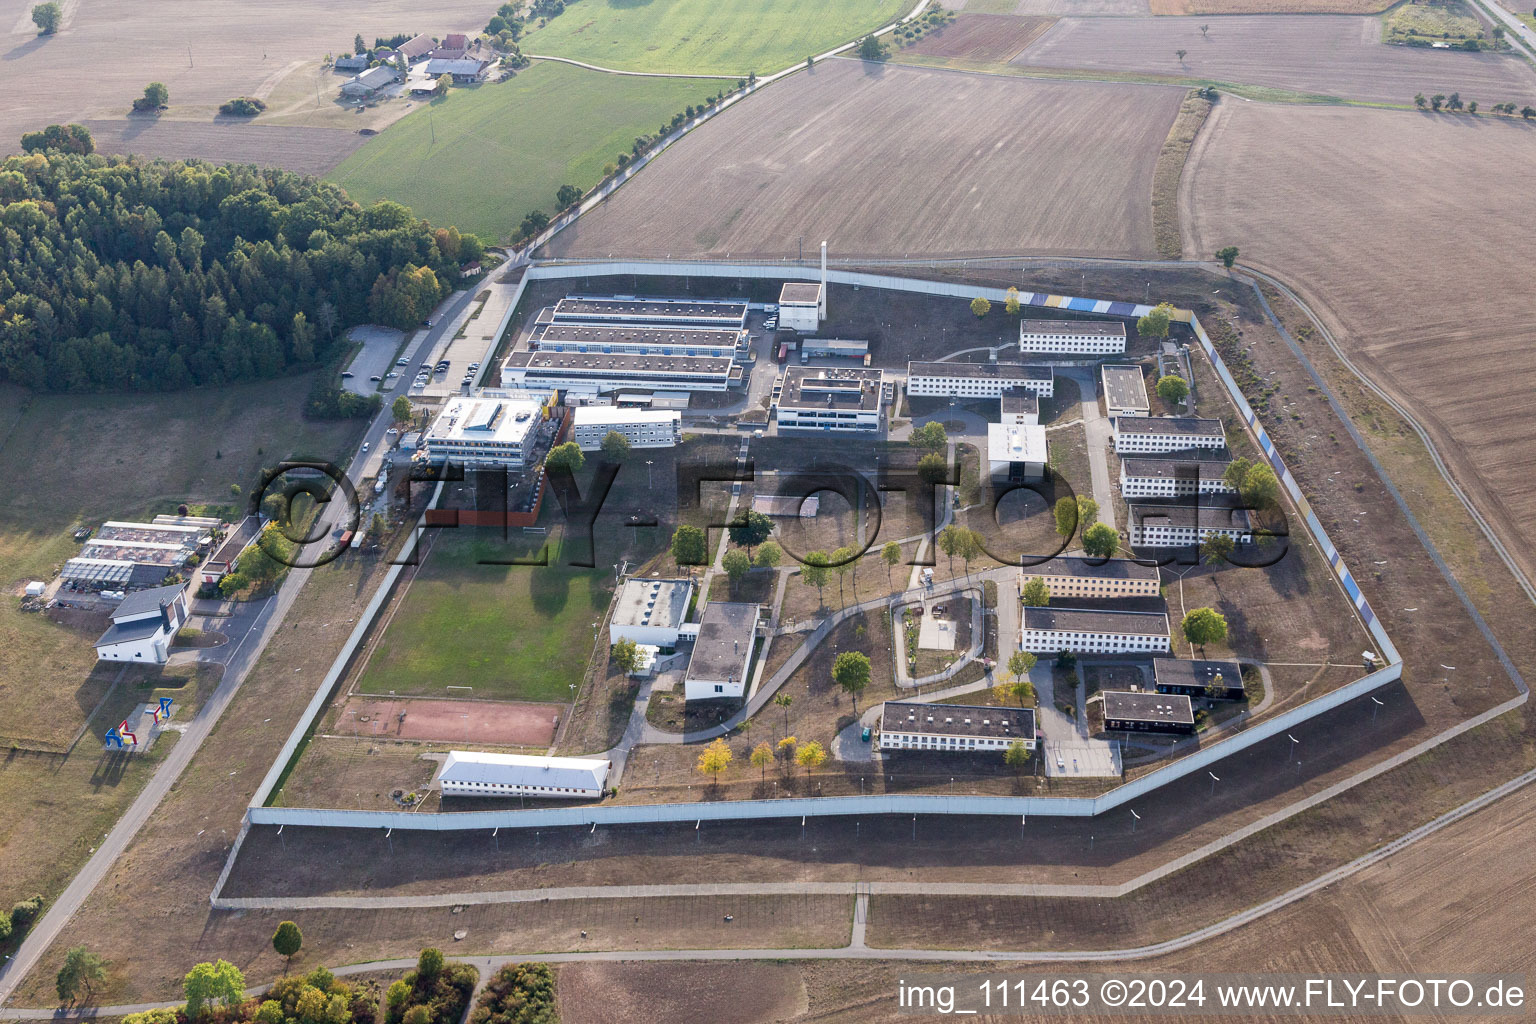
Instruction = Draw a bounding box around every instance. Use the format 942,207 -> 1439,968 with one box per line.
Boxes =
685,602 -> 759,683
1101,365 -> 1150,410
1129,502 -> 1252,531
1020,320 -> 1125,337
553,297 -> 747,321
94,618 -> 169,647
1000,390 -> 1038,414
1023,606 -> 1169,636
210,515 -> 263,566
779,283 -> 823,304
1122,458 -> 1232,481
907,361 -> 1052,382
111,583 -> 184,621
1019,555 -> 1160,583
1153,658 -> 1244,692
779,367 -> 883,412
1115,416 -> 1225,438
505,350 -> 734,375
880,701 -> 1035,741
537,324 -> 742,348
1102,690 -> 1194,725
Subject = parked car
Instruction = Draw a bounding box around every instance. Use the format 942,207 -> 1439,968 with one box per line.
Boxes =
421,319 -> 434,327
468,362 -> 480,370
368,374 -> 381,382
861,726 -> 871,742
340,371 -> 354,378
396,357 -> 409,366
763,304 -> 778,313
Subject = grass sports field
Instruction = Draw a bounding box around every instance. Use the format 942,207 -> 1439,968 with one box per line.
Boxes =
355,528 -> 613,704
328,62 -> 724,241
522,0 -> 911,74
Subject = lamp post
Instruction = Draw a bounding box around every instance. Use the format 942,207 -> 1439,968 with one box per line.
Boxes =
1371,696 -> 1384,725
1208,770 -> 1219,797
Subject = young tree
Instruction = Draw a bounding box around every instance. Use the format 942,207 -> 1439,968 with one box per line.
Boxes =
1082,522 -> 1119,558
830,545 -> 857,606
909,420 -> 948,452
1240,462 -> 1280,509
1005,286 -> 1021,316
881,540 -> 902,588
56,947 -> 107,1007
1021,576 -> 1050,606
1156,374 -> 1189,405
795,739 -> 827,775
1076,496 -> 1099,529
1199,22 -> 1209,36
184,959 -> 245,1019
1222,456 -> 1254,492
1176,48 -> 1187,62
857,34 -> 887,61
1215,245 -> 1239,269
1137,303 -> 1173,341
610,637 -> 642,676
391,396 -> 412,422
722,548 -> 752,588
970,296 -> 992,318
556,183 -> 582,208
917,452 -> 948,484
1053,496 -> 1078,540
696,737 -> 732,785
773,693 -> 794,734
671,524 -> 708,566
1447,92 -> 1462,111
955,527 -> 982,580
832,651 -> 871,713
937,523 -> 962,574
31,2 -> 60,33
1007,650 -> 1037,705
1431,93 -> 1446,111
727,509 -> 774,555
754,540 -> 782,569
1181,606 -> 1228,654
1004,740 -> 1031,771
750,741 -> 774,779
599,430 -> 631,462
544,441 -> 584,474
354,33 -> 367,54
801,551 -> 830,607
272,921 -> 303,969
1201,532 -> 1235,566
1414,92 -> 1427,109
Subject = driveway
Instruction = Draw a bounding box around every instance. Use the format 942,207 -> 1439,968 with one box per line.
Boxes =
1030,660 -> 1122,778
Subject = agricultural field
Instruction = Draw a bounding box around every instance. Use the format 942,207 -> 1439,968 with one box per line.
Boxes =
544,59 -> 1185,259
0,0 -> 485,163
903,12 -> 1056,60
328,61 -> 725,241
519,0 -> 909,75
1015,14 -> 1536,104
1183,99 -> 1536,591
947,0 -> 1151,15
77,120 -> 364,176
1149,0 -> 1394,14
1382,0 -> 1491,45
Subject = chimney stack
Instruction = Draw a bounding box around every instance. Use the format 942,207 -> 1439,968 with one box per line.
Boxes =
819,241 -> 828,320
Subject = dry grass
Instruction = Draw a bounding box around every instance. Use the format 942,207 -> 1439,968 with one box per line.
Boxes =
1151,90 -> 1212,259
903,13 -> 1057,61
559,963 -> 808,1024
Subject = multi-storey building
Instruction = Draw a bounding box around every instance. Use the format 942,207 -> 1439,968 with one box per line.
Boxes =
1113,416 -> 1226,454
1128,502 -> 1253,548
906,361 -> 1054,399
1017,556 -> 1161,600
1021,607 -> 1171,654
878,701 -> 1036,754
1119,458 -> 1235,498
572,406 -> 681,451
1019,319 -> 1126,355
776,367 -> 884,432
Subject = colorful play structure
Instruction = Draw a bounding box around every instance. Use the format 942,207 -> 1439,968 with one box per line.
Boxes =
104,697 -> 173,750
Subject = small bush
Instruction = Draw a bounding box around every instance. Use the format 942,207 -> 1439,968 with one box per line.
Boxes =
219,97 -> 267,116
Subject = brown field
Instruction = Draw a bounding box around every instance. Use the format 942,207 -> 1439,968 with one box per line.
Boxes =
543,59 -> 1185,260
0,0 -> 484,162
78,120 -> 364,175
1184,100 -> 1536,592
905,13 -> 1056,61
1015,15 -> 1536,104
559,963 -> 808,1024
952,0 -> 1151,16
332,695 -> 562,748
1150,0 -> 1394,14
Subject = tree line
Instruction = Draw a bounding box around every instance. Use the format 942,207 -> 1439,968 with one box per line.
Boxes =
1,136 -> 484,394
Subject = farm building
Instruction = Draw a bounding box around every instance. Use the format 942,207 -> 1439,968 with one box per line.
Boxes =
1100,690 -> 1195,735
1101,364 -> 1150,417
1019,320 -> 1126,355
1017,555 -> 1161,600
1000,389 -> 1039,426
500,350 -> 740,393
1127,502 -> 1253,548
333,53 -> 370,71
200,514 -> 264,586
800,338 -> 868,361
1120,457 -> 1234,498
549,297 -> 747,329
1154,658 -> 1245,701
424,57 -> 492,83
609,577 -> 694,648
1113,416 -> 1226,454
438,751 -> 611,799
94,584 -> 188,664
429,33 -> 471,59
778,282 -> 825,333
776,367 -> 884,433
878,700 -> 1036,754
572,406 -> 680,450
340,65 -> 400,98
683,601 -> 759,700
1021,607 -> 1170,654
397,34 -> 437,61
423,397 -> 544,469
533,320 -> 745,358
987,423 -> 1048,482
906,361 -> 1054,399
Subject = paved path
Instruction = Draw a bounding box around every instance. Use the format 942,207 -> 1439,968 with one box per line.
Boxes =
1063,366 -> 1116,535
1465,0 -> 1536,57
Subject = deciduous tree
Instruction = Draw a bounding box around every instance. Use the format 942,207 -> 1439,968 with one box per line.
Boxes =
671,524 -> 707,566
881,540 -> 902,587
750,741 -> 773,779
1156,374 -> 1189,405
773,694 -> 794,734
544,441 -> 584,474
801,550 -> 830,607
272,921 -> 303,969
833,651 -> 871,713
1201,532 -> 1234,566
556,183 -> 582,208
1215,245 -> 1239,269
970,296 -> 991,318
722,548 -> 751,587
184,959 -> 245,1019
727,509 -> 774,554
795,740 -> 827,775
1005,740 -> 1030,770
56,947 -> 106,1007
391,396 -> 412,423
1082,522 -> 1119,558
754,541 -> 782,569
610,637 -> 642,676
909,421 -> 948,452
696,738 -> 732,784
31,1 -> 61,33
1053,496 -> 1078,540
1137,303 -> 1173,340
1005,286 -> 1021,316
1181,606 -> 1228,653
599,430 -> 631,462
1021,576 -> 1050,606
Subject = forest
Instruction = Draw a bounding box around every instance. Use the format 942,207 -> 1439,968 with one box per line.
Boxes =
0,136 -> 486,395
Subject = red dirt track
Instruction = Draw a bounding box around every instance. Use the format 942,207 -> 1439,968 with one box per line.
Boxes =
333,696 -> 561,747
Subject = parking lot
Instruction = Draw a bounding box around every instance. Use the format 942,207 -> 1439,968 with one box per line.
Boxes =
341,326 -> 406,394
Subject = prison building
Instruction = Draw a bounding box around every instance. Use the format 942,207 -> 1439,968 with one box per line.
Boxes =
776,367 -> 884,433
683,601 -> 760,700
800,338 -> 868,361
501,350 -> 740,393
878,701 -> 1036,754
608,577 -> 694,647
438,751 -> 611,799
1120,458 -> 1235,498
1113,416 -> 1226,455
422,397 -> 544,469
1101,364 -> 1150,417
1021,607 -> 1171,655
1019,319 -> 1127,355
1000,389 -> 1039,426
533,322 -> 745,359
1127,502 -> 1253,548
1153,657 -> 1245,701
906,361 -> 1054,399
777,282 -> 825,333
548,296 -> 747,329
1100,690 -> 1196,734
1017,556 -> 1161,600
572,406 -> 681,451
986,422 -> 1047,482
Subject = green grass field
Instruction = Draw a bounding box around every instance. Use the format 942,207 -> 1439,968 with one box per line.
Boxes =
355,528 -> 614,703
522,0 -> 909,74
328,62 -> 725,242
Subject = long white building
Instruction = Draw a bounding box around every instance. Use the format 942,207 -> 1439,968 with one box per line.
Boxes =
533,322 -> 745,359
684,601 -> 759,700
1113,416 -> 1226,454
1021,607 -> 1171,654
1120,458 -> 1235,498
547,296 -> 747,329
776,367 -> 884,433
438,751 -> 611,799
1018,556 -> 1161,600
1019,320 -> 1126,355
1128,502 -> 1253,548
572,406 -> 681,451
423,397 -> 544,469
878,701 -> 1036,754
501,350 -> 740,393
906,361 -> 1054,399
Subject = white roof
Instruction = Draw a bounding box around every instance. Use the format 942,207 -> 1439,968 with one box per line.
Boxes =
440,751 -> 610,790
988,422 -> 1047,464
426,397 -> 542,448
573,406 -> 681,426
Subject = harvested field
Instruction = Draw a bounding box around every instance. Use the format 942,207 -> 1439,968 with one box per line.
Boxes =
331,696 -> 562,748
79,120 -> 362,176
905,13 -> 1056,61
1150,0 -> 1394,14
543,60 -> 1185,260
1183,100 -> 1536,591
953,0 -> 1150,15
559,963 -> 808,1024
1015,15 -> 1536,104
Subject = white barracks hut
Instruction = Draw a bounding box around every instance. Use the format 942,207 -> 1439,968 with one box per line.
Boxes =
438,751 -> 611,799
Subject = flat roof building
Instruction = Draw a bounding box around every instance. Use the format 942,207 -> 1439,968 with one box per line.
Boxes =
778,282 -> 825,333
438,751 -> 611,799
1101,690 -> 1195,734
609,577 -> 694,648
1020,319 -> 1127,355
1101,364 -> 1151,417
1153,657 -> 1245,701
1128,502 -> 1253,548
1022,606 -> 1171,655
201,515 -> 264,585
800,338 -> 868,360
987,422 -> 1048,482
1113,416 -> 1226,454
1018,556 -> 1161,600
571,406 -> 681,451
95,583 -> 188,664
1000,389 -> 1039,426
684,601 -> 760,700
1120,457 -> 1235,498
423,397 -> 544,469
500,350 -> 740,393
878,700 -> 1036,754
549,296 -> 747,329
776,367 -> 884,433
534,321 -> 744,358
906,361 -> 1055,399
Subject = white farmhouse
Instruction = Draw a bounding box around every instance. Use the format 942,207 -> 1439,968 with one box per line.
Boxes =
94,584 -> 189,664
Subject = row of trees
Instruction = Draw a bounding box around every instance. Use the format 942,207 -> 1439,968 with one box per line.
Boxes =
0,143 -> 480,393
1414,91 -> 1534,117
